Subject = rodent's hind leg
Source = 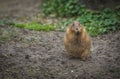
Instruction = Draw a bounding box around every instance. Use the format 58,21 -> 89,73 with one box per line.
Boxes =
81,49 -> 90,61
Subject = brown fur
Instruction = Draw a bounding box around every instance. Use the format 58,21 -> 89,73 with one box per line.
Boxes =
64,21 -> 91,61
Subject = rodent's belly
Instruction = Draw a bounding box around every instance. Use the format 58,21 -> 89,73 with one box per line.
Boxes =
67,44 -> 84,56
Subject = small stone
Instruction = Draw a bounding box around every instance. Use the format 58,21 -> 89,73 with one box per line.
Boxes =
71,70 -> 74,73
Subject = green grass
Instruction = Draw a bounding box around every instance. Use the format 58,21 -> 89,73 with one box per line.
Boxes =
14,22 -> 56,32
0,20 -> 56,32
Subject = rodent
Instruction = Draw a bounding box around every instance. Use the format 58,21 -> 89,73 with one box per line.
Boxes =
64,21 -> 91,61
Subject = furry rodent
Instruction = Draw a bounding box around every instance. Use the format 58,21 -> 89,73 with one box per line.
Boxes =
64,21 -> 91,61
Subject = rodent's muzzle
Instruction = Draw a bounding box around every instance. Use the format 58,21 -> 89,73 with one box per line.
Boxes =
75,31 -> 80,35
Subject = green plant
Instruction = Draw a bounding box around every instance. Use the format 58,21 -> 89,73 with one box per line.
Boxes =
42,0 -> 86,17
42,0 -> 120,36
0,20 -> 56,32
14,22 -> 56,32
56,8 -> 120,36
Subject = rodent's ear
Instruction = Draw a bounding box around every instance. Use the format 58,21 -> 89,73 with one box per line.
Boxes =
69,23 -> 74,29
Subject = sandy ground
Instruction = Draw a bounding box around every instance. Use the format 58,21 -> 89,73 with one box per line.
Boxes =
0,0 -> 120,79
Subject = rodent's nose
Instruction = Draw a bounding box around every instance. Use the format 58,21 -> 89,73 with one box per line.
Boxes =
76,28 -> 78,30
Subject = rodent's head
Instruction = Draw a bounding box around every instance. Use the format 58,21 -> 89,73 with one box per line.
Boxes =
69,21 -> 83,35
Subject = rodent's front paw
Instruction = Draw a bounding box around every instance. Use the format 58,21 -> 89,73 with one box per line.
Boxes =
81,53 -> 88,61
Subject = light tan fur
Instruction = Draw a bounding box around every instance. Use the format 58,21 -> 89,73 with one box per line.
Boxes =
64,21 -> 91,61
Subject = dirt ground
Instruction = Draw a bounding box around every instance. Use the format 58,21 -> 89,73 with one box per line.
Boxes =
0,0 -> 120,79
0,0 -> 41,22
